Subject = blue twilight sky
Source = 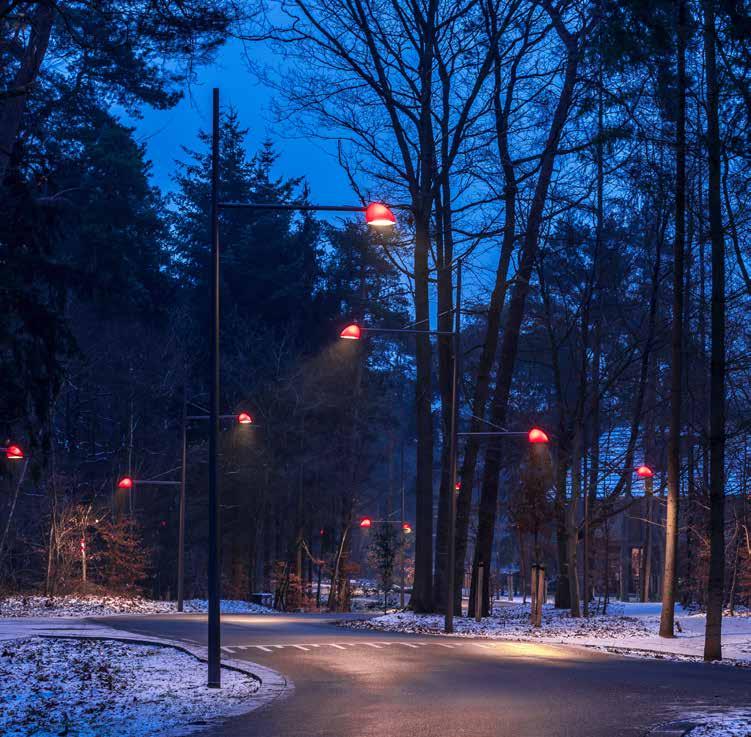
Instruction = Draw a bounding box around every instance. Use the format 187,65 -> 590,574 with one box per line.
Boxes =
127,39 -> 494,305
130,39 -> 355,211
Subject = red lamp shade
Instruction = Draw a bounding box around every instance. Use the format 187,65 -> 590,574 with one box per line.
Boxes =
636,465 -> 654,479
454,481 -> 461,492
528,427 -> 549,444
237,412 -> 253,425
402,523 -> 412,534
340,323 -> 362,340
5,444 -> 23,460
117,476 -> 134,489
365,202 -> 396,227
359,517 -> 372,529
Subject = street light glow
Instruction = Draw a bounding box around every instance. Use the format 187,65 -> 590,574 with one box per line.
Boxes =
237,412 -> 253,425
528,427 -> 549,444
402,523 -> 412,534
636,465 -> 654,478
5,444 -> 24,460
340,324 -> 362,340
359,517 -> 372,528
117,476 -> 134,489
365,202 -> 396,227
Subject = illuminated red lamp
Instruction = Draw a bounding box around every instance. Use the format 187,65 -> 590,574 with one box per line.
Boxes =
402,523 -> 412,534
237,412 -> 253,425
5,444 -> 24,460
636,465 -> 654,479
528,427 -> 549,444
365,202 -> 396,227
359,517 -> 372,529
340,323 -> 362,340
454,481 -> 461,492
117,476 -> 134,489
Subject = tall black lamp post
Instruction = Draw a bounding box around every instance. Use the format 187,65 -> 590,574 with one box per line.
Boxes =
208,87 -> 396,687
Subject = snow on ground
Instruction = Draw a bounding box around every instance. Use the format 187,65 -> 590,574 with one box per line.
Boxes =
0,595 -> 276,617
183,599 -> 277,615
349,602 -> 651,640
682,711 -> 751,736
347,600 -> 751,665
0,637 -> 259,737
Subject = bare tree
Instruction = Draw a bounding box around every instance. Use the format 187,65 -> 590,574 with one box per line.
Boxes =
703,0 -> 726,662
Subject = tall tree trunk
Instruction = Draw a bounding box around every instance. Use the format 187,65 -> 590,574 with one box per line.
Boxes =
660,0 -> 686,638
453,23 -> 524,615
0,2 -> 54,181
411,210 -> 436,613
584,61 -> 604,617
0,458 -> 29,573
468,27 -> 581,617
567,425 -> 583,617
433,175 -> 456,614
703,0 -> 726,662
555,454 -> 571,608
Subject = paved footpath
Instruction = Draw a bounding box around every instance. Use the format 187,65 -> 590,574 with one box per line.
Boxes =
98,612 -> 751,737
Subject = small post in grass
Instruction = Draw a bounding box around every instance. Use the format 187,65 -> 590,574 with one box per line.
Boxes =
530,564 -> 546,628
475,562 -> 485,622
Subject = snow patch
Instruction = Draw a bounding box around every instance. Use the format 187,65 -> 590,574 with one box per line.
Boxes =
346,601 -> 751,665
0,595 -> 276,618
349,603 -> 651,640
683,710 -> 751,737
0,637 -> 260,737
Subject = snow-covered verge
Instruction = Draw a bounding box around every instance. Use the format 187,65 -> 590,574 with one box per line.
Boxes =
683,711 -> 751,736
346,601 -> 751,665
0,595 -> 276,617
348,602 -> 651,639
0,637 -> 260,737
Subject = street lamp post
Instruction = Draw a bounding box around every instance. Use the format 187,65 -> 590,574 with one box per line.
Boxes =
208,87 -> 395,687
400,442 -> 406,609
339,258 -> 464,633
445,259 -> 462,634
456,426 -> 551,619
119,407 -> 254,615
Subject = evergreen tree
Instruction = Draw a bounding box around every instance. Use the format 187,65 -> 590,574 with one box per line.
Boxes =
170,111 -> 325,385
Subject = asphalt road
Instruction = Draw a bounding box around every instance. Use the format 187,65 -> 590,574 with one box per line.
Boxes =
101,613 -> 751,737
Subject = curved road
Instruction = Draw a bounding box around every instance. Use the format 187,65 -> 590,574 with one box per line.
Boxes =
101,613 -> 751,737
